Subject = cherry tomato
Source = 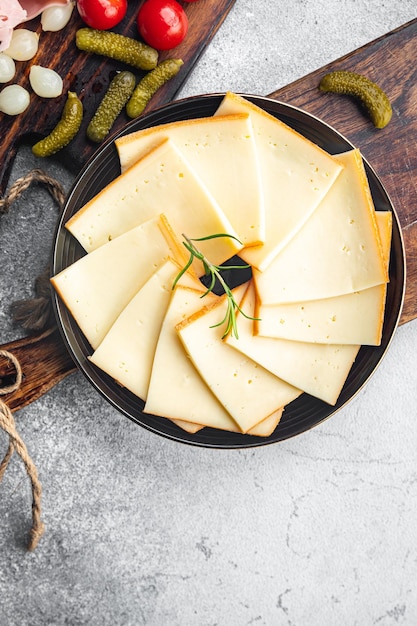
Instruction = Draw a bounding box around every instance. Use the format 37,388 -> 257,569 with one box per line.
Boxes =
137,0 -> 188,51
77,0 -> 127,30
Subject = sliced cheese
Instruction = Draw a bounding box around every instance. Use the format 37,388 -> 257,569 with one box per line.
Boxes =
226,281 -> 359,405
89,259 -> 180,400
115,113 -> 265,247
256,211 -> 392,345
176,284 -> 301,433
145,283 -> 283,435
51,216 -> 179,350
66,138 -> 243,269
215,92 -> 344,270
172,419 -> 204,434
144,286 -> 242,431
256,287 -> 387,345
172,408 -> 284,437
253,149 -> 388,305
246,408 -> 283,437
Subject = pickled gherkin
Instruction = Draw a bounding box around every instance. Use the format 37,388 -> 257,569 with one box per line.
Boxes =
87,71 -> 136,143
126,59 -> 183,119
319,70 -> 392,129
76,28 -> 158,71
32,91 -> 83,157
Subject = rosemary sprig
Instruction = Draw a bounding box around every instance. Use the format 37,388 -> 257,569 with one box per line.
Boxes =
173,233 -> 259,339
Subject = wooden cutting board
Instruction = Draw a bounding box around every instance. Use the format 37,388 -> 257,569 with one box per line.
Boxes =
1,18 -> 417,413
0,0 -> 236,194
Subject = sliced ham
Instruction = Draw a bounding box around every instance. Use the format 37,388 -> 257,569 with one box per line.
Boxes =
0,0 -> 70,51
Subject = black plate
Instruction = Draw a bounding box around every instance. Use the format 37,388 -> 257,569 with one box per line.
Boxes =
51,94 -> 406,448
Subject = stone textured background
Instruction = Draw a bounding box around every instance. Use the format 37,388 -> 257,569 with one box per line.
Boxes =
1,2 -> 417,625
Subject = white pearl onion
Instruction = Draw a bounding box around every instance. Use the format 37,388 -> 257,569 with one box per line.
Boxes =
29,65 -> 63,98
4,29 -> 39,62
0,53 -> 16,83
41,2 -> 75,32
0,84 -> 30,115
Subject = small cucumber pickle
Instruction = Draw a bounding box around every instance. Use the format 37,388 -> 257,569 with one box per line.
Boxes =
76,28 -> 158,71
126,58 -> 183,119
32,91 -> 83,157
319,70 -> 392,129
87,71 -> 136,143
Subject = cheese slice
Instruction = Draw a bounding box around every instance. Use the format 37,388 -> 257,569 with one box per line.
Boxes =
246,408 -> 283,437
115,113 -> 265,247
253,149 -> 388,305
65,138 -> 243,269
172,419 -> 204,434
173,408 -> 284,437
89,259 -> 180,400
145,281 -> 283,436
51,216 -> 180,350
176,284 -> 301,433
255,211 -> 392,345
225,281 -> 359,405
215,92 -> 344,270
144,286 -> 242,431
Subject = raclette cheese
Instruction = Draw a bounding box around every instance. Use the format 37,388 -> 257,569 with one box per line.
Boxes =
215,92 -> 344,270
176,285 -> 301,433
253,149 -> 388,305
255,211 -> 392,345
89,259 -> 179,400
66,138 -> 243,269
225,282 -> 360,405
144,285 -> 241,431
50,92 -> 393,436
52,216 -> 180,350
115,113 -> 265,247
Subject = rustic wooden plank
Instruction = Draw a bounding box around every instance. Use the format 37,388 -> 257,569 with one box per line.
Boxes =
0,0 -> 236,194
268,19 -> 417,325
0,328 -> 76,411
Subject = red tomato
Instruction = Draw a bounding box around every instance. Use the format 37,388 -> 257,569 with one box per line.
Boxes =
137,0 -> 188,51
77,0 -> 127,30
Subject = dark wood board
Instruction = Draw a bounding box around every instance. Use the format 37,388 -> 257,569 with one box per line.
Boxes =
0,328 -> 76,411
1,18 -> 417,413
0,0 -> 236,195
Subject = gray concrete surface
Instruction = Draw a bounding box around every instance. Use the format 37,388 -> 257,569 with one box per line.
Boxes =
1,2 -> 417,625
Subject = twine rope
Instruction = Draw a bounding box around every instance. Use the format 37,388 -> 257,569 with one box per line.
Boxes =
0,168 -> 65,550
0,168 -> 65,215
0,350 -> 45,551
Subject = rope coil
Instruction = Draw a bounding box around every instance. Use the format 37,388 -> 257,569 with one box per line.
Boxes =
0,351 -> 45,551
0,168 -> 65,550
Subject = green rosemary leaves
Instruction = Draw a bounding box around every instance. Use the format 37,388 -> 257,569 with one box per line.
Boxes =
173,234 -> 258,339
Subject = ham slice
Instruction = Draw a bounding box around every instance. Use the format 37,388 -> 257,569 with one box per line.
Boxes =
0,0 -> 27,51
19,0 -> 69,20
0,0 -> 70,51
